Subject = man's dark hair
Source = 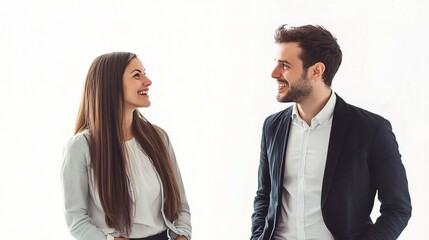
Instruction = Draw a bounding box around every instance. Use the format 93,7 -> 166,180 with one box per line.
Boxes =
274,24 -> 342,86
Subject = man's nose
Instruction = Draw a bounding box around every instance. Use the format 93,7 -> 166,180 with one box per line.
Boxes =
271,66 -> 280,79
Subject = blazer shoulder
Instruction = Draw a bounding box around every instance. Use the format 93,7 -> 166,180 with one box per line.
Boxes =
347,103 -> 387,123
337,96 -> 390,128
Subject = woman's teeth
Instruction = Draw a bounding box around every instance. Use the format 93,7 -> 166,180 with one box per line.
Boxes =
137,90 -> 148,95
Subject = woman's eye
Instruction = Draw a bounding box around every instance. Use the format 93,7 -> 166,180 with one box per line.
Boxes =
134,74 -> 140,79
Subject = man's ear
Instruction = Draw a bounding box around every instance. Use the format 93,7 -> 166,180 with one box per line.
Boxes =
309,62 -> 325,81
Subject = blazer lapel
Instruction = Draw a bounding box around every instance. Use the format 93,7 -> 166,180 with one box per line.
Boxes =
272,108 -> 293,198
321,95 -> 351,207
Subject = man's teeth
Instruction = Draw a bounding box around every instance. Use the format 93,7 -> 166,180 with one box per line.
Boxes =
279,83 -> 287,87
138,90 -> 148,95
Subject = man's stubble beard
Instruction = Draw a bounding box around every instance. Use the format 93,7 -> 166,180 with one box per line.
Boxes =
277,69 -> 312,103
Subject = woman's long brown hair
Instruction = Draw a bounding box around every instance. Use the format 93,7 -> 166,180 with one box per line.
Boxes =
74,52 -> 181,234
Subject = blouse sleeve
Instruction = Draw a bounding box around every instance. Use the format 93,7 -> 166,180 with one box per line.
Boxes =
156,127 -> 192,239
61,134 -> 108,240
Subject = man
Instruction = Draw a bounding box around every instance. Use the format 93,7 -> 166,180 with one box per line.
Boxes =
251,24 -> 411,240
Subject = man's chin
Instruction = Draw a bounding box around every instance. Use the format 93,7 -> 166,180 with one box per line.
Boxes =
276,94 -> 292,103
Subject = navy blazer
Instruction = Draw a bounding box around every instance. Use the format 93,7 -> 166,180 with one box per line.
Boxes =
251,94 -> 411,240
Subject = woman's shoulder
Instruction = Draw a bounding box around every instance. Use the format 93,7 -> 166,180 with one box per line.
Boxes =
152,124 -> 166,135
151,124 -> 171,146
64,130 -> 91,153
62,130 -> 91,167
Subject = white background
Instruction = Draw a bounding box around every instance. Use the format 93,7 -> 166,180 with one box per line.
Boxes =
0,0 -> 428,239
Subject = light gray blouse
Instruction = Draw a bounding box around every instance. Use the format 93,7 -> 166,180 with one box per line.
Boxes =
124,137 -> 166,237
61,127 -> 191,240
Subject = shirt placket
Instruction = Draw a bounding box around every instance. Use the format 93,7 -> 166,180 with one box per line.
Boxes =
297,122 -> 310,240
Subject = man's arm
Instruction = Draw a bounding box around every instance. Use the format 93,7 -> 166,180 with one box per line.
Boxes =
251,122 -> 271,240
362,119 -> 412,239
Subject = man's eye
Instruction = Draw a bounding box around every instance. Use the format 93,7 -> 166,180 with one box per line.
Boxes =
282,63 -> 289,69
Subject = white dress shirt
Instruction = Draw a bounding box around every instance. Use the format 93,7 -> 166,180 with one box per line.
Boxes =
274,92 -> 336,240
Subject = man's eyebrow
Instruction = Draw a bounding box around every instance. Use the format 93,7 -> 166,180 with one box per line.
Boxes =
275,59 -> 293,66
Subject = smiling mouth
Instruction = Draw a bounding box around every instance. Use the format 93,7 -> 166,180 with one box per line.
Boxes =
277,80 -> 288,90
137,90 -> 148,95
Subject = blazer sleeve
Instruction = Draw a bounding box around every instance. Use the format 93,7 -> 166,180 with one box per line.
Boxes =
61,135 -> 108,240
362,119 -> 412,239
251,119 -> 271,239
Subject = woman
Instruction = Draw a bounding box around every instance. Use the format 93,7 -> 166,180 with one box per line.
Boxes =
61,52 -> 191,240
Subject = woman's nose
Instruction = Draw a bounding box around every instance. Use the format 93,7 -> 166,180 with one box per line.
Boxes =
143,77 -> 152,86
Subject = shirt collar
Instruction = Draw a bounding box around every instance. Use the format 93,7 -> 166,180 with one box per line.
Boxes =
291,91 -> 337,126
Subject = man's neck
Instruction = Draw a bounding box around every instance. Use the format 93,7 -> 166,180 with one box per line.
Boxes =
296,89 -> 332,126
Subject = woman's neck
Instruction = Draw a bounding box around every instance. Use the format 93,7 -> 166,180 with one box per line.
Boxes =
123,110 -> 134,141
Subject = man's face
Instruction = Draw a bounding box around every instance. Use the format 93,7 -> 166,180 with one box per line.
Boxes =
271,42 -> 312,103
